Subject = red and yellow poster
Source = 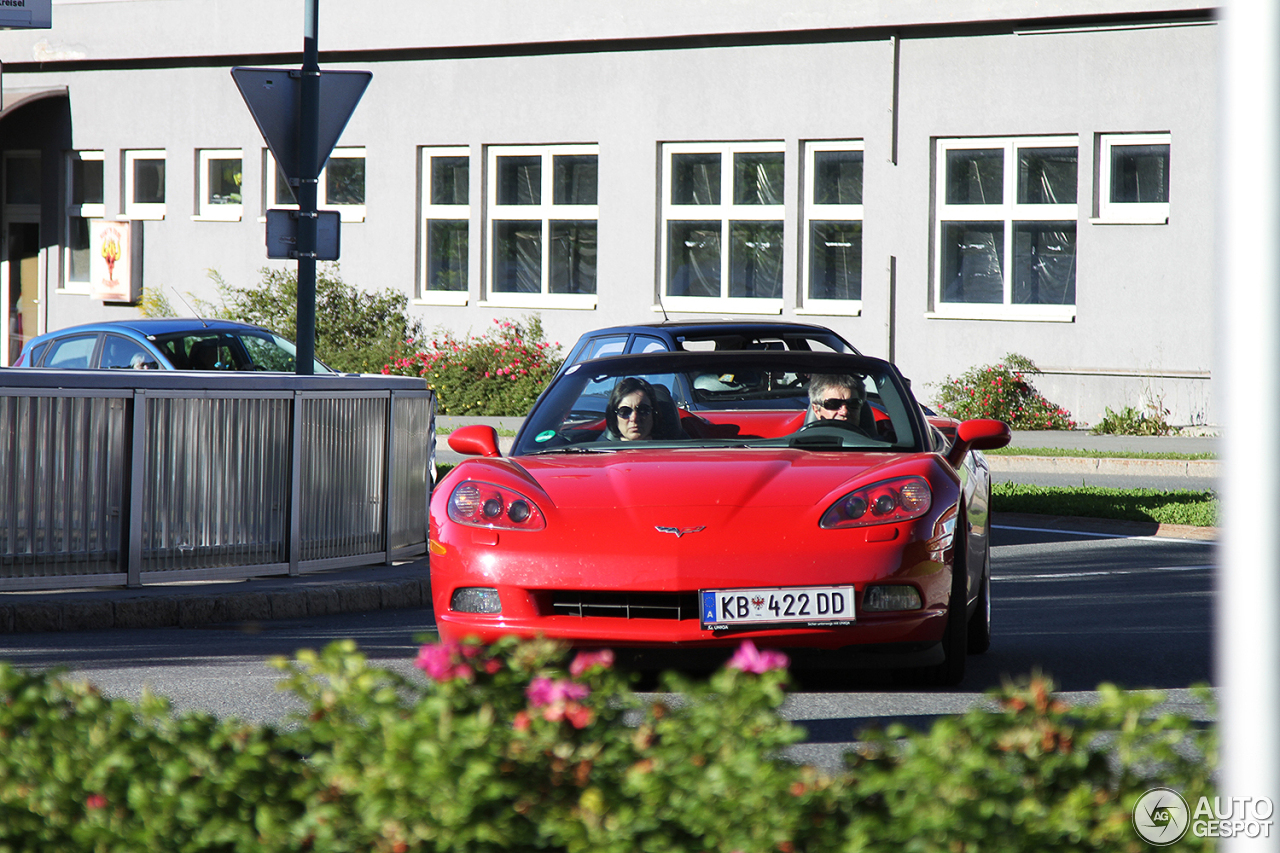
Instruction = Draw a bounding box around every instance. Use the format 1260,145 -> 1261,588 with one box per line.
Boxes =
89,221 -> 138,302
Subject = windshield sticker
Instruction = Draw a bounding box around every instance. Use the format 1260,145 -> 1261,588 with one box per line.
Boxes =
535,430 -> 556,442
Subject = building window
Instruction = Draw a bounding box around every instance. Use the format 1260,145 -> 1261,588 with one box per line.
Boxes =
1095,133 -> 1170,224
661,142 -> 785,314
802,141 -> 863,314
63,150 -> 104,292
418,147 -> 470,305
933,137 -> 1078,321
123,149 -> 166,219
265,147 -> 366,222
195,149 -> 243,221
485,144 -> 598,309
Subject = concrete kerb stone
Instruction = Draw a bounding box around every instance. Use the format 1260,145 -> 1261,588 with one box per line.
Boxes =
0,560 -> 433,634
986,455 -> 1218,478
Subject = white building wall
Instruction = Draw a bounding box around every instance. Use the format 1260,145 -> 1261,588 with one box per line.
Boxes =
0,1 -> 1218,425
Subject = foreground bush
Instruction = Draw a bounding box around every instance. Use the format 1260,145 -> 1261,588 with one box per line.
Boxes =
383,316 -> 563,415
0,638 -> 1214,852
933,353 -> 1076,430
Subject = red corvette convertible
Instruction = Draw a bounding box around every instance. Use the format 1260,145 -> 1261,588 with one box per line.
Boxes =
429,351 -> 1009,684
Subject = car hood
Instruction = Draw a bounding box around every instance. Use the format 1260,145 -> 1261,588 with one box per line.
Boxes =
496,448 -> 945,510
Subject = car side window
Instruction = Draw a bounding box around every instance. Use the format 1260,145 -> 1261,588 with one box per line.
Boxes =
43,335 -> 99,369
582,335 -> 628,361
100,335 -> 158,369
633,335 -> 670,354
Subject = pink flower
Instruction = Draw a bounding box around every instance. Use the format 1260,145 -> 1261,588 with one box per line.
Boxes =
415,641 -> 477,682
570,649 -> 615,677
727,641 -> 789,674
86,794 -> 107,810
527,676 -> 589,707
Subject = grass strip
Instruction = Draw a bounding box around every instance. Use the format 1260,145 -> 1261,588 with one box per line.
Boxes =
985,446 -> 1216,461
436,425 -> 519,437
993,482 -> 1218,527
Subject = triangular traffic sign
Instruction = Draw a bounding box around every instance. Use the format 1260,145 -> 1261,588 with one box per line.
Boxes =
231,66 -> 372,182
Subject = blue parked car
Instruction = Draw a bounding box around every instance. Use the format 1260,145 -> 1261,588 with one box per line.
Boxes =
13,318 -> 332,373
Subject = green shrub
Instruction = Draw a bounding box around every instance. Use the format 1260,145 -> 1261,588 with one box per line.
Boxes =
384,316 -> 563,415
845,674 -> 1217,852
0,665 -> 316,852
0,639 -> 1216,853
1092,402 -> 1174,436
933,353 -> 1076,430
994,482 -> 1218,527
210,265 -> 424,374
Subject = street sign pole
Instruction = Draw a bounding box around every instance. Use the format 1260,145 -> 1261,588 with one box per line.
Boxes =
295,0 -> 321,376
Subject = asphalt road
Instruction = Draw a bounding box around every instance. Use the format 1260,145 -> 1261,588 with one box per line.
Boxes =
0,522 -> 1215,771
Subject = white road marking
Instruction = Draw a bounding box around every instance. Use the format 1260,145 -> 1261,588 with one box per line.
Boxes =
993,564 -> 1214,581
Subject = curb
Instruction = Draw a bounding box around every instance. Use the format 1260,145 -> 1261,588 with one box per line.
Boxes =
996,512 -> 1218,541
0,559 -> 433,635
986,455 -> 1218,478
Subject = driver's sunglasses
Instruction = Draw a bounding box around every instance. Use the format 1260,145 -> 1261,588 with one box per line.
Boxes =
820,398 -> 856,411
615,404 -> 654,420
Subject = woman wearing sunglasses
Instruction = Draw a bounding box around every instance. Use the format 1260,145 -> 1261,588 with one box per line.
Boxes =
605,377 -> 660,441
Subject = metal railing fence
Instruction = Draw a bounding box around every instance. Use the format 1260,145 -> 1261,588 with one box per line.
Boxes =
0,370 -> 432,591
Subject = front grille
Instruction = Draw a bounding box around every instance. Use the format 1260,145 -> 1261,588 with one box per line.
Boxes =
550,590 -> 700,620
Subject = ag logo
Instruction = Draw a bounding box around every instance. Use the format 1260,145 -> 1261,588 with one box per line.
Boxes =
1133,787 -> 1190,846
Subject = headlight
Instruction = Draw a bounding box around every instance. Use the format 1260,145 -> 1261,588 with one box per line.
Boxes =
820,476 -> 932,529
448,480 -> 546,530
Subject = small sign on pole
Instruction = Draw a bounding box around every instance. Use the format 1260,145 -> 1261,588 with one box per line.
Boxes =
266,209 -> 340,260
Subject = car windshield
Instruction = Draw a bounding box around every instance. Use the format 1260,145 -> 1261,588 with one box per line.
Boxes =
513,352 -> 924,456
149,329 -> 333,373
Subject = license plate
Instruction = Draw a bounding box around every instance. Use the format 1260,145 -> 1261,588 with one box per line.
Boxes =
700,585 -> 855,629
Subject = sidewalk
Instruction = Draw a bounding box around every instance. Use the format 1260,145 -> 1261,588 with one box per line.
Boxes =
1,425 -> 1218,635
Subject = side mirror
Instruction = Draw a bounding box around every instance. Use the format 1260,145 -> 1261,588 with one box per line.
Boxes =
945,418 -> 1011,468
447,424 -> 502,458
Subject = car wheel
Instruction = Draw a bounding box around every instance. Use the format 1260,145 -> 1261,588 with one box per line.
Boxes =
967,534 -> 992,655
921,537 -> 968,686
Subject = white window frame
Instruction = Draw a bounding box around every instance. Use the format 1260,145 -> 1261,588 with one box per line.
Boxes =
483,143 -> 598,310
659,141 -> 786,315
123,149 -> 166,220
1094,132 -> 1171,225
799,140 -> 864,317
193,148 -> 244,222
931,136 -> 1079,323
62,150 -> 104,294
418,146 -> 470,306
264,146 -> 366,222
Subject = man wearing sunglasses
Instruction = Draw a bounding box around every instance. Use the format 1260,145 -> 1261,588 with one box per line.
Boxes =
808,373 -> 865,423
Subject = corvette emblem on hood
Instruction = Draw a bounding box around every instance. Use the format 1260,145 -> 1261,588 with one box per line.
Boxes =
656,526 -> 706,538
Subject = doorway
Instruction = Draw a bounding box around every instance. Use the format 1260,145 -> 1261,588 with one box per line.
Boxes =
3,222 -> 40,364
